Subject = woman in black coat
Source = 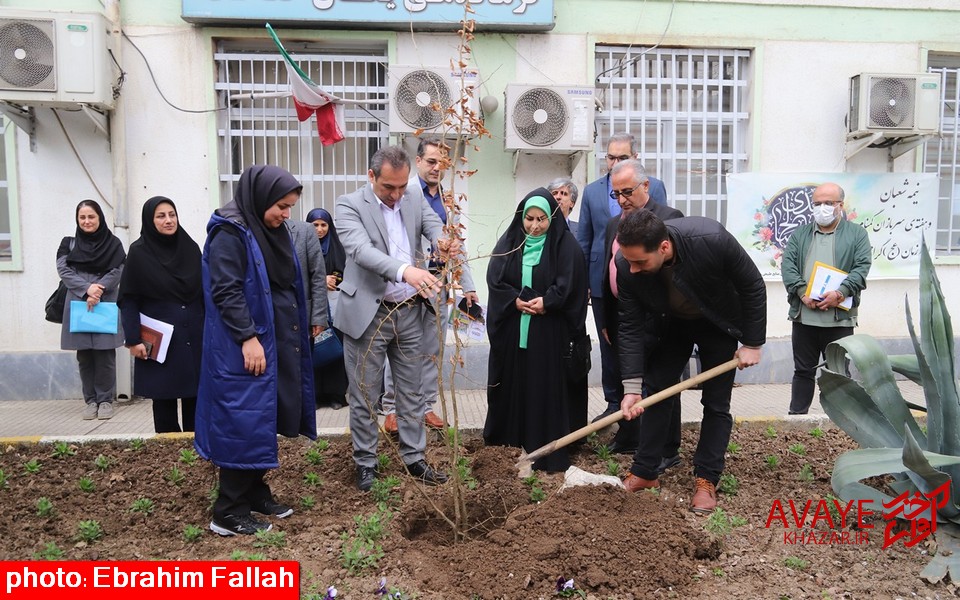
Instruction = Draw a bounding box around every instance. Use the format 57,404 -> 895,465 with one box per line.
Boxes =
119,196 -> 203,433
484,189 -> 589,472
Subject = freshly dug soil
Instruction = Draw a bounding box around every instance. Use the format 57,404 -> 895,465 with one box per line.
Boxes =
1,423 -> 953,599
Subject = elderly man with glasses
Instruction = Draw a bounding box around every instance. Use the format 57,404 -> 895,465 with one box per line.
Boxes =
780,182 -> 872,415
577,133 -> 668,423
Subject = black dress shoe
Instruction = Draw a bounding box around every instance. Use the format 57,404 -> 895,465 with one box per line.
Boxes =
591,405 -> 620,424
406,459 -> 448,485
657,454 -> 681,474
251,499 -> 294,518
356,465 -> 379,491
607,441 -> 638,455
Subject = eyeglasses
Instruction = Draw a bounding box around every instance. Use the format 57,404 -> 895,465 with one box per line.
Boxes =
610,184 -> 641,200
606,154 -> 632,163
812,201 -> 841,207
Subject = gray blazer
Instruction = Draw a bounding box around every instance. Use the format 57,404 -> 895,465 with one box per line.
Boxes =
57,256 -> 124,351
334,183 -> 444,340
286,220 -> 329,328
406,175 -> 476,293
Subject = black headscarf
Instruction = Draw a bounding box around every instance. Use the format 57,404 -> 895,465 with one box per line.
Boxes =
59,199 -> 126,273
487,188 -> 571,340
221,165 -> 301,290
305,207 -> 346,277
119,196 -> 202,303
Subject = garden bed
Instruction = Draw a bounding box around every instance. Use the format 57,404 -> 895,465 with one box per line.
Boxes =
1,423 -> 952,599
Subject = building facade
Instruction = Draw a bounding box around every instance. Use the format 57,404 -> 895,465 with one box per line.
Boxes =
1,0 -> 957,399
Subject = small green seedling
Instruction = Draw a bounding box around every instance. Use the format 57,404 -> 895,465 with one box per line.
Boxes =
798,464 -> 814,482
34,542 -> 64,560
36,497 -> 55,517
371,476 -> 401,506
166,465 -> 185,486
52,441 -> 76,459
24,459 -> 42,474
717,473 -> 739,495
605,459 -> 620,477
712,568 -> 725,577
78,477 -> 95,493
788,443 -> 807,456
130,438 -> 146,451
179,449 -> 199,466
0,469 -> 7,490
76,520 -> 103,543
130,497 -> 155,515
595,445 -> 613,461
182,525 -> 204,543
301,495 -> 316,509
304,447 -> 324,466
303,472 -> 322,487
784,556 -> 810,571
726,441 -> 741,455
763,426 -> 777,439
93,454 -> 111,471
314,439 -> 330,451
809,427 -> 825,439
376,453 -> 391,471
253,529 -> 287,549
765,455 -> 780,469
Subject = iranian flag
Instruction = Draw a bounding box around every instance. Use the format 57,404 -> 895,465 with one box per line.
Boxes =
267,24 -> 345,146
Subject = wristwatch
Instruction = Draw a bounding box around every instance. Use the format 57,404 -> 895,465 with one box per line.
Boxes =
835,290 -> 845,303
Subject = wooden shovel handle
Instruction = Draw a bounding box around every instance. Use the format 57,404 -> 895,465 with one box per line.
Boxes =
517,357 -> 741,466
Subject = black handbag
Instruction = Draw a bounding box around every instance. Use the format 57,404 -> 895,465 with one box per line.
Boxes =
45,237 -> 74,324
563,332 -> 592,382
45,282 -> 68,324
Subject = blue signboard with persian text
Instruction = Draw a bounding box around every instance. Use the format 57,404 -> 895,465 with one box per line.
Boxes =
182,0 -> 554,31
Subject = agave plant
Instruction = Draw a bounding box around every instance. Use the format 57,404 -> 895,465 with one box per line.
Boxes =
820,239 -> 960,583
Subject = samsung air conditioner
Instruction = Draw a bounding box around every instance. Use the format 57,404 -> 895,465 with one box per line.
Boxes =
505,84 -> 594,153
388,65 -> 480,135
848,72 -> 940,137
0,8 -> 115,110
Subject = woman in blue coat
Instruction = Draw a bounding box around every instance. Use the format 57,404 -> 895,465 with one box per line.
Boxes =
118,196 -> 203,433
196,165 -> 316,536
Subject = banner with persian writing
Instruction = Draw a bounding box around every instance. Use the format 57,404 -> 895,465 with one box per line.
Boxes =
726,173 -> 937,280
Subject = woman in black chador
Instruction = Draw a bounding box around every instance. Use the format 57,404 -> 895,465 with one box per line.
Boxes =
484,188 -> 588,472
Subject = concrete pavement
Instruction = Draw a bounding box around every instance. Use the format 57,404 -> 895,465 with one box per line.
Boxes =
0,381 -> 927,443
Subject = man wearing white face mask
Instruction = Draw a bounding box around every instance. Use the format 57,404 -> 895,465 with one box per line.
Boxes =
781,182 -> 872,414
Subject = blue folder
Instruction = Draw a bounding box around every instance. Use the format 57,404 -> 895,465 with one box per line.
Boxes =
69,301 -> 119,334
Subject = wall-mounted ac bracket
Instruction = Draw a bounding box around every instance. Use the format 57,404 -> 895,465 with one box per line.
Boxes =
844,131 -> 883,160
0,102 -> 36,152
511,148 -> 588,177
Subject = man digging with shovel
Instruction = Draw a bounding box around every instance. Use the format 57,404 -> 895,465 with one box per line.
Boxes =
615,210 -> 766,513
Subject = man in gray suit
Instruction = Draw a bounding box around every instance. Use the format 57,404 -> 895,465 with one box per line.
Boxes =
548,177 -> 580,237
382,136 -> 480,432
286,219 -> 329,339
335,145 -> 454,491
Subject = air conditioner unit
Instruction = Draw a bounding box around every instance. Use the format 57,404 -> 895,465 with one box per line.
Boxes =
0,8 -> 115,110
388,65 -> 480,135
505,84 -> 594,153
848,72 -> 940,137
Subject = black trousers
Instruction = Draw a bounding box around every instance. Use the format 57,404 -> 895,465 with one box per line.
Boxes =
591,298 -> 623,407
214,468 -> 273,519
789,321 -> 853,414
152,397 -> 196,433
629,317 -> 737,484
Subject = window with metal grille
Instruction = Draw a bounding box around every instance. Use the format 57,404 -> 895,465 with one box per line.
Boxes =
594,46 -> 750,223
214,41 -> 389,219
923,55 -> 960,256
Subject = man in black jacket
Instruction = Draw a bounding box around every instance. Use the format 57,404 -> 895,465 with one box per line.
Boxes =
600,160 -> 683,459
615,210 -> 765,513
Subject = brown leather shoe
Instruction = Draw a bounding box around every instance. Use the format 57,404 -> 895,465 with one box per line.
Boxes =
623,473 -> 660,493
424,410 -> 447,430
691,477 -> 718,513
383,413 -> 398,434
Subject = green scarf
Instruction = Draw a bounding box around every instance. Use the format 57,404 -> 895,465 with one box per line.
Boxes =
519,196 -> 552,349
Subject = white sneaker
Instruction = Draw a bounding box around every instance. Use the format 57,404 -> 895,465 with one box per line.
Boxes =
97,403 -> 114,420
82,403 -> 98,420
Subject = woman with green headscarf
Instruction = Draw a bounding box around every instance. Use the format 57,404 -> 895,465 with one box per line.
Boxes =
484,188 -> 589,472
